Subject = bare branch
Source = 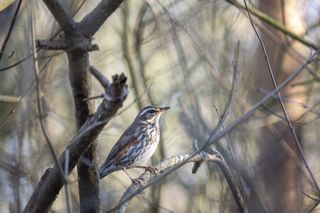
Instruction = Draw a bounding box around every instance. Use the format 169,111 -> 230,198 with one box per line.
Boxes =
0,59 -> 52,129
23,73 -> 128,213
90,66 -> 110,88
242,0 -> 320,195
30,8 -> 67,183
0,0 -> 23,62
42,0 -> 75,31
0,0 -> 87,72
192,42 -> 240,174
79,0 -> 126,37
36,39 -> 70,50
111,151 -> 243,213
37,1 -> 126,211
36,39 -> 99,52
110,52 -> 316,213
225,0 -> 319,50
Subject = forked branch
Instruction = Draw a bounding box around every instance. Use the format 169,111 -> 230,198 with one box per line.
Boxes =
23,69 -> 128,213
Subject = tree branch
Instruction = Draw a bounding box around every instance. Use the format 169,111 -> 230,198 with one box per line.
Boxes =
79,0 -> 126,37
243,0 -> 320,198
42,0 -> 75,31
107,52 -> 317,213
90,66 -> 110,88
23,72 -> 128,213
110,151 -> 243,213
36,39 -> 71,50
38,1 -> 127,212
225,0 -> 319,50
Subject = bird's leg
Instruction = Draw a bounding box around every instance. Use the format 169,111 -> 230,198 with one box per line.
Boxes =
122,167 -> 142,185
135,165 -> 158,175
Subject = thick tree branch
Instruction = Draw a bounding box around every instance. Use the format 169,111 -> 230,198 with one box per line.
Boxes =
38,1 -> 127,212
66,48 -> 98,213
23,72 -> 128,213
79,0 -> 126,37
110,151 -> 243,213
42,0 -> 75,31
36,39 -> 99,52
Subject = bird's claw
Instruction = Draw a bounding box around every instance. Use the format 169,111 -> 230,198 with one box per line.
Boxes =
145,166 -> 158,175
131,177 -> 143,186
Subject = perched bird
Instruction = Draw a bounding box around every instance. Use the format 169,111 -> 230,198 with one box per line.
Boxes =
99,106 -> 169,182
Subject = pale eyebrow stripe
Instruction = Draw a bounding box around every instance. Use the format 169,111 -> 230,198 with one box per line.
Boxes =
138,107 -> 154,116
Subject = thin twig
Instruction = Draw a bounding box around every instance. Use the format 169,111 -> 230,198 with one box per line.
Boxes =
192,42 -> 241,173
243,0 -> 320,195
83,94 -> 104,102
226,0 -> 319,50
0,0 -> 23,62
0,54 -> 32,72
0,1 -> 88,127
212,43 -> 247,210
106,53 -> 317,213
214,106 -> 245,211
30,8 -> 67,183
0,0 -> 87,72
0,58 -> 52,129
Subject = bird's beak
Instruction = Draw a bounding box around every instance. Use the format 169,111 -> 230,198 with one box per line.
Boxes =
158,106 -> 170,112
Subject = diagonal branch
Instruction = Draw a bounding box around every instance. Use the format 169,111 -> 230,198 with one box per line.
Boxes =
0,0 -> 23,62
111,151 -> 243,213
108,52 -> 317,213
38,1 -> 127,212
225,0 -> 319,50
23,72 -> 128,213
30,9 -> 67,184
242,0 -> 320,196
42,0 -> 75,31
90,66 -> 110,88
79,0 -> 126,37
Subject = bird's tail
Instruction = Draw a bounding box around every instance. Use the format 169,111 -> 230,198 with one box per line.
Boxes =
99,162 -> 118,179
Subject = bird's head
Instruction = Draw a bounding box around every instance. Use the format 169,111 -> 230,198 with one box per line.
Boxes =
136,106 -> 170,124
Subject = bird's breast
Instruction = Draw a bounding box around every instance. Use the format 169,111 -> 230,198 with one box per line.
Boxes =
132,125 -> 160,165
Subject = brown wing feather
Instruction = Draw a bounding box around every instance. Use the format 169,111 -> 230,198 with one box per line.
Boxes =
102,123 -> 138,166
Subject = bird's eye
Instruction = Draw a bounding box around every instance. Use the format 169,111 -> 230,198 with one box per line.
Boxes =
148,109 -> 156,114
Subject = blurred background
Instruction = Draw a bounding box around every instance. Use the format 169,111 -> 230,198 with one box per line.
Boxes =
1,0 -> 320,212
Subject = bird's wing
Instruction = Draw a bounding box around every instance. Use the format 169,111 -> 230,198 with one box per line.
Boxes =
101,123 -> 138,166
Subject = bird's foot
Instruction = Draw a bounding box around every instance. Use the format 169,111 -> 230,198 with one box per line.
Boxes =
131,177 -> 143,186
134,165 -> 158,175
144,166 -> 158,175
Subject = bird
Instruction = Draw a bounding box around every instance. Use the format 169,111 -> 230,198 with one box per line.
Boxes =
99,106 -> 169,182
